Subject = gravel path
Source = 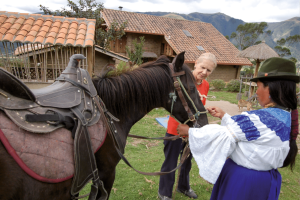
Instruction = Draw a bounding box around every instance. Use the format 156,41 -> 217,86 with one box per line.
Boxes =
206,100 -> 245,116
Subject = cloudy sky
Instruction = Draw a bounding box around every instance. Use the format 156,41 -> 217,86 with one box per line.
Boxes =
2,0 -> 300,22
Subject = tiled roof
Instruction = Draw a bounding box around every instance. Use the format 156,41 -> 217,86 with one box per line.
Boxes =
95,45 -> 129,62
0,11 -> 95,47
102,9 -> 252,65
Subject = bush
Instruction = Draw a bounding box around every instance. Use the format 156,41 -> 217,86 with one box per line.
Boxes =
227,79 -> 241,92
210,79 -> 226,90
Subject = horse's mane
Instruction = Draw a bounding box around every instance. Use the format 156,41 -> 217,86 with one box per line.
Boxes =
92,56 -> 173,120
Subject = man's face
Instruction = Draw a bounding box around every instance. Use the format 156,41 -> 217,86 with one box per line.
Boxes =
193,59 -> 215,82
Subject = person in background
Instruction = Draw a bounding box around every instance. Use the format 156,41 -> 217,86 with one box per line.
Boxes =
158,53 -> 217,200
177,57 -> 299,200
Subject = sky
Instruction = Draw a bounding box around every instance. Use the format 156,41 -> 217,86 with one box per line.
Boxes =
2,0 -> 300,22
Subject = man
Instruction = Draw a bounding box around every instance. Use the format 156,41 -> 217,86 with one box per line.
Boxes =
158,53 -> 217,200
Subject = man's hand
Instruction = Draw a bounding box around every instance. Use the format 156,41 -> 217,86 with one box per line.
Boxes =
198,91 -> 207,101
177,124 -> 190,137
207,106 -> 225,119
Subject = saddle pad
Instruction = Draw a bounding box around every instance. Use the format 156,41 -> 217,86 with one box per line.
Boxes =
0,111 -> 107,183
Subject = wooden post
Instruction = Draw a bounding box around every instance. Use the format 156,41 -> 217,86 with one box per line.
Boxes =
87,46 -> 94,76
250,60 -> 260,97
254,59 -> 260,77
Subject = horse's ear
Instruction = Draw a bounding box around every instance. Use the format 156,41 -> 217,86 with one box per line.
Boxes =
173,51 -> 185,72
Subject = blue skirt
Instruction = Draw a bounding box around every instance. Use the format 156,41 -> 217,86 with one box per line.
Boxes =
211,159 -> 281,200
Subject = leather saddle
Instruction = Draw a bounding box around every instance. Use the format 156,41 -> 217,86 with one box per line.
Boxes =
0,54 -> 109,200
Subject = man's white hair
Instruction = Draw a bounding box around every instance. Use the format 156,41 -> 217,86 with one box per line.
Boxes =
195,53 -> 217,68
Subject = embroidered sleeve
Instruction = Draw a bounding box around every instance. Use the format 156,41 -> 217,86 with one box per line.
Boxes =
227,109 -> 291,142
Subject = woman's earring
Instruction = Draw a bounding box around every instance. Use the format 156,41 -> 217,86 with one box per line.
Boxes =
269,95 -> 271,98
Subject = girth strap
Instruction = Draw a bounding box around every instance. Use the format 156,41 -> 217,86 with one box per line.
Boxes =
70,120 -> 108,200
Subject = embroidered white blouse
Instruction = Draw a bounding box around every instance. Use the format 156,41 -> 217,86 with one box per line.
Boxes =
189,108 -> 291,184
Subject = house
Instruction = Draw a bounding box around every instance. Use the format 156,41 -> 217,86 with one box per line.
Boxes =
102,9 -> 252,82
0,11 -> 96,86
0,11 -> 129,87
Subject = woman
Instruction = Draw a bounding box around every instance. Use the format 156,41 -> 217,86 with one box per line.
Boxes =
177,57 -> 299,200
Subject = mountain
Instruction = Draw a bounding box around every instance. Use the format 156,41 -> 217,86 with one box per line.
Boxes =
138,12 -> 300,62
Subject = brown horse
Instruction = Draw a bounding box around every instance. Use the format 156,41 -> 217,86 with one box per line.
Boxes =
0,52 -> 208,199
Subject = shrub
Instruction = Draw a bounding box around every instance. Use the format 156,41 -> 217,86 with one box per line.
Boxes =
210,79 -> 226,90
227,79 -> 241,92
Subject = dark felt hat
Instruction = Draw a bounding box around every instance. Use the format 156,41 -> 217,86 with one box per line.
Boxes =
250,57 -> 300,83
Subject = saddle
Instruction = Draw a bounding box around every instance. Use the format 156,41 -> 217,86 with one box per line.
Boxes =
0,54 -> 110,200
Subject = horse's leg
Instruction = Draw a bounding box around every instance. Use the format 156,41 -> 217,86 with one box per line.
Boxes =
95,134 -> 121,199
0,141 -> 73,200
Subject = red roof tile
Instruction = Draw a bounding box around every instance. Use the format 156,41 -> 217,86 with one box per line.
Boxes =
31,25 -> 40,32
24,18 -> 35,25
14,35 -> 25,42
27,30 -> 37,36
61,21 -> 70,29
35,36 -> 44,43
84,39 -> 93,47
0,27 -> 7,34
76,34 -> 85,40
43,19 -> 52,27
75,39 -> 84,46
15,17 -> 26,24
66,38 -> 75,46
24,35 -> 35,43
0,11 -> 95,48
78,29 -> 86,35
6,16 -> 17,24
55,38 -> 65,45
11,23 -> 21,30
57,32 -> 66,39
45,37 -> 55,44
3,33 -> 14,41
102,9 -> 251,65
0,15 -> 7,24
7,28 -> 17,35
68,29 -> 77,34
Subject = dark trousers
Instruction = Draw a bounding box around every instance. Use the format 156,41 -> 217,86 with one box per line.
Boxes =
158,132 -> 193,198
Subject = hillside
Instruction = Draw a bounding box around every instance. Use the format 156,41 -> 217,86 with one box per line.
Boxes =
138,12 -> 300,62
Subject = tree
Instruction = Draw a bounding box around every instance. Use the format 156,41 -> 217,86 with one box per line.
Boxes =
226,22 -> 272,50
125,36 -> 145,66
39,0 -> 127,49
274,35 -> 300,63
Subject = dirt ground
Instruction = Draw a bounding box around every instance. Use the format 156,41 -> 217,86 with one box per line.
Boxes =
206,100 -> 244,116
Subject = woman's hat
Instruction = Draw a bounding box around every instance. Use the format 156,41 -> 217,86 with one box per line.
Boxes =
250,57 -> 300,83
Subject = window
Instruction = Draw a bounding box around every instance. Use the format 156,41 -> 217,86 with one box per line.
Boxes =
197,46 -> 205,51
182,30 -> 193,37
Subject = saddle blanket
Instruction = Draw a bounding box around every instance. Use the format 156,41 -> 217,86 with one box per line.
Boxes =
0,111 -> 107,183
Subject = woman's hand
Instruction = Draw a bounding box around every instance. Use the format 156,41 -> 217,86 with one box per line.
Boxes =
177,124 -> 190,137
207,106 -> 225,119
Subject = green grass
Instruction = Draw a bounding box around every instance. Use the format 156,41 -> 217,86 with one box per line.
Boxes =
80,91 -> 300,200
208,90 -> 250,104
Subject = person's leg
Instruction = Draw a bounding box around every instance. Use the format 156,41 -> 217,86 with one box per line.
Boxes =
159,133 -> 182,198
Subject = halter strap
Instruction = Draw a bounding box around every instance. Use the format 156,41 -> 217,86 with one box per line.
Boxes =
168,63 -> 208,125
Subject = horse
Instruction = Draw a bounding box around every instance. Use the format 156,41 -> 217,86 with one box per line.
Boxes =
0,52 -> 208,200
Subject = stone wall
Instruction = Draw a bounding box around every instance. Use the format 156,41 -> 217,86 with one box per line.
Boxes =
207,65 -> 241,82
126,33 -> 164,57
94,52 -> 116,76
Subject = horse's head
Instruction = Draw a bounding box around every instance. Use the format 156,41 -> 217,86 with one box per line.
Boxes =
167,52 -> 208,128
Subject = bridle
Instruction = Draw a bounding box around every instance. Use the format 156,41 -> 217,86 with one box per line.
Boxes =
168,63 -> 207,127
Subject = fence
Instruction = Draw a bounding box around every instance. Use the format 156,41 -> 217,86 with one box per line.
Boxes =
0,42 -> 92,83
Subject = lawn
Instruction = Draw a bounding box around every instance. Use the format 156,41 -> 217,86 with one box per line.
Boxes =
81,91 -> 300,200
